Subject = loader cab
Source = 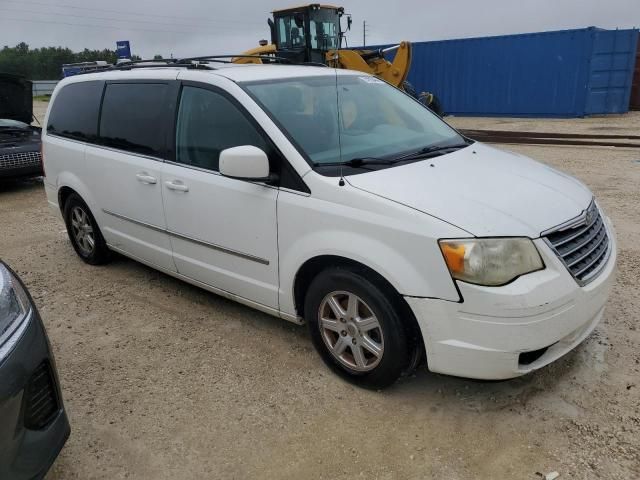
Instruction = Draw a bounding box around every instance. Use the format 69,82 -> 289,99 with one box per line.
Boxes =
271,4 -> 348,64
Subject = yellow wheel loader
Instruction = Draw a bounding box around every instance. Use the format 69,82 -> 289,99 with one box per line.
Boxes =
234,4 -> 443,115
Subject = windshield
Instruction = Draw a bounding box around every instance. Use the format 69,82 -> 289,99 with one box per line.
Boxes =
309,10 -> 340,50
243,74 -> 464,168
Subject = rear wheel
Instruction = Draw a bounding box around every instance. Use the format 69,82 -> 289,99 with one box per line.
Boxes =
63,193 -> 110,265
305,268 -> 409,389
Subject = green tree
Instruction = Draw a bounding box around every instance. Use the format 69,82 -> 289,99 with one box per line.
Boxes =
0,43 -> 131,79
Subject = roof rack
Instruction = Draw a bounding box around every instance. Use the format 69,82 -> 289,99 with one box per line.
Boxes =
177,54 -> 293,64
63,54 -> 320,77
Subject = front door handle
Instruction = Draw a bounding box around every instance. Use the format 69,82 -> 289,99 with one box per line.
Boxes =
136,173 -> 157,184
165,180 -> 189,192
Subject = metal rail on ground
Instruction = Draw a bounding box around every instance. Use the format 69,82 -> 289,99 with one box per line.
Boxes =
459,129 -> 640,148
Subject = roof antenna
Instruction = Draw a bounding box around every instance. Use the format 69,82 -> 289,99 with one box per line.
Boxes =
335,68 -> 345,186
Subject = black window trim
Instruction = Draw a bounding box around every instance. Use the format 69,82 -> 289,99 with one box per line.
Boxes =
95,79 -> 177,162
46,80 -> 105,144
170,80 -> 310,194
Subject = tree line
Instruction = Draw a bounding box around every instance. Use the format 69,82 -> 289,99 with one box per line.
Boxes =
0,43 -> 143,80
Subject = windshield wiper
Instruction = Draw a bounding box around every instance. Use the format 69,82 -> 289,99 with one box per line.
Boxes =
313,142 -> 472,169
313,157 -> 397,168
394,142 -> 471,162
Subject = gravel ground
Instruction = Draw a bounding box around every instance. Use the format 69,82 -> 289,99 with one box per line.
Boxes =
1,109 -> 638,479
447,111 -> 640,136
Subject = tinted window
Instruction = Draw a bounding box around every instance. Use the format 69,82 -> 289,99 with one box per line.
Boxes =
99,83 -> 168,157
175,86 -> 267,171
47,81 -> 102,142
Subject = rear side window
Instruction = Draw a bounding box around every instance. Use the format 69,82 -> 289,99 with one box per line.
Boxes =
47,81 -> 102,142
99,83 -> 169,157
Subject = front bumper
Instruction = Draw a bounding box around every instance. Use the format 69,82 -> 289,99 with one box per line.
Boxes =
407,218 -> 617,380
0,302 -> 69,479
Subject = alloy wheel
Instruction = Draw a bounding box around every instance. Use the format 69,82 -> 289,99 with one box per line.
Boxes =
318,291 -> 384,372
70,206 -> 95,256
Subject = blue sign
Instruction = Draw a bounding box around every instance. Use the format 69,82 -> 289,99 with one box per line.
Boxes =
116,41 -> 131,59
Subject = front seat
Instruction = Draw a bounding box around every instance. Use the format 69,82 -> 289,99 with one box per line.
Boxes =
291,27 -> 303,48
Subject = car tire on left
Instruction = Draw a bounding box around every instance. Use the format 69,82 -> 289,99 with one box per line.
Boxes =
63,193 -> 111,265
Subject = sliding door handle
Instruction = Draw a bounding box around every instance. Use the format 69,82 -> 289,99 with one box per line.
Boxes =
165,180 -> 189,192
136,173 -> 157,184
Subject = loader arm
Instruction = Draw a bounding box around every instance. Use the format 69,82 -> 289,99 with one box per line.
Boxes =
326,41 -> 412,88
233,44 -> 278,64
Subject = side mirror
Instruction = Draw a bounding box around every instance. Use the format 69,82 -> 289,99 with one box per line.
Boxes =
219,145 -> 272,182
347,15 -> 352,31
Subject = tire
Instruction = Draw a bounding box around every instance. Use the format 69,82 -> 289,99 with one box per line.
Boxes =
305,267 -> 410,389
402,81 -> 445,117
63,193 -> 111,265
425,93 -> 445,117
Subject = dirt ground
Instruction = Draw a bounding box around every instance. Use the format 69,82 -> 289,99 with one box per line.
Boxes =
1,108 -> 638,479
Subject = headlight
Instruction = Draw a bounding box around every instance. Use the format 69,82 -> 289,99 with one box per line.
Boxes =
439,238 -> 544,286
0,263 -> 32,350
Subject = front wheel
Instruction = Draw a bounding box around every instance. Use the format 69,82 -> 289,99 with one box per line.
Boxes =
305,268 -> 410,389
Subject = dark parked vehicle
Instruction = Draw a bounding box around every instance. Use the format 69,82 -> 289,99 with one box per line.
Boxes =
0,261 -> 69,479
0,73 -> 43,180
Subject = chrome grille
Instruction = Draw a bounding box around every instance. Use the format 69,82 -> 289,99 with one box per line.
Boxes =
0,151 -> 42,170
544,201 -> 610,285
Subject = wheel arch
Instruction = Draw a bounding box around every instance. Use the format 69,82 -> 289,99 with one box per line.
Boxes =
57,185 -> 76,211
293,254 -> 425,363
55,171 -> 99,216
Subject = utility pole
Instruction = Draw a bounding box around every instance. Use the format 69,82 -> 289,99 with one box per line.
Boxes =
363,20 -> 367,47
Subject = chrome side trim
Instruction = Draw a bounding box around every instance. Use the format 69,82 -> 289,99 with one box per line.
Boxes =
102,209 -> 270,265
102,209 -> 166,234
164,159 -> 223,176
170,230 -> 270,265
105,244 -> 303,325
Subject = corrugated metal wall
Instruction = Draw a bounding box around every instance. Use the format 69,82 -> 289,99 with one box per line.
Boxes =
629,37 -> 640,110
584,29 -> 638,114
366,27 -> 639,117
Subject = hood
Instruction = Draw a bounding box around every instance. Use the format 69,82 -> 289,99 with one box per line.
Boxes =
346,142 -> 592,237
0,73 -> 33,124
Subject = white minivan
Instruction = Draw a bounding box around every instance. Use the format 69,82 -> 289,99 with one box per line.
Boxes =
42,63 -> 616,388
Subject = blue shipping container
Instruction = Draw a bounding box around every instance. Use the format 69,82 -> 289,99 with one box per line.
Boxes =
365,27 -> 639,117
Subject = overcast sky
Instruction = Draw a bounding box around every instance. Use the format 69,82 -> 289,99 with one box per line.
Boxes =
0,0 -> 638,58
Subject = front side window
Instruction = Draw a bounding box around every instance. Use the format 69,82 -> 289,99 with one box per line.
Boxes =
244,75 -> 464,171
99,83 -> 168,157
175,86 -> 267,172
47,81 -> 102,143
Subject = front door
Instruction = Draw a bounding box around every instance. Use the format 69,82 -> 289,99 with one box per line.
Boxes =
161,84 -> 280,309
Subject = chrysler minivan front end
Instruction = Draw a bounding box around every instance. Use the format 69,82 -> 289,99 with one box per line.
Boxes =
243,69 -> 617,382
409,205 -> 616,379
